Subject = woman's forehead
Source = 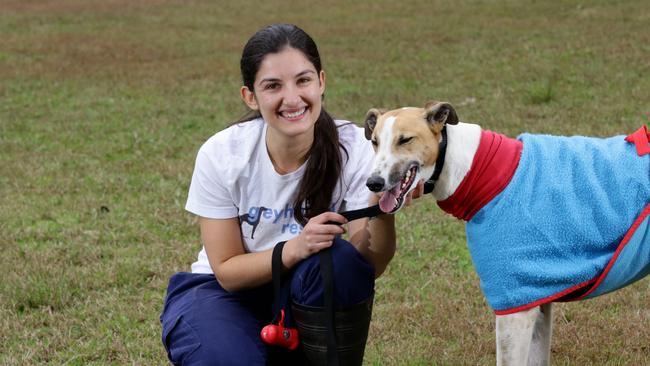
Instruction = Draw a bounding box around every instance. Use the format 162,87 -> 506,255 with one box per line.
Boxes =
255,48 -> 317,82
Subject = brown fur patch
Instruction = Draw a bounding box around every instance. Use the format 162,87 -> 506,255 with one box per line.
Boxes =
379,108 -> 442,167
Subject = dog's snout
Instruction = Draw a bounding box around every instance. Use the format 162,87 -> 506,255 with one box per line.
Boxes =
366,176 -> 385,192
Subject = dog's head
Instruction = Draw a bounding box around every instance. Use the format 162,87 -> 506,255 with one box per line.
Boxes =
364,101 -> 458,213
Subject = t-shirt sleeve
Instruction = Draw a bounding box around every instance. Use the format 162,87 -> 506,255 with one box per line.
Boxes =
340,127 -> 375,211
185,147 -> 239,219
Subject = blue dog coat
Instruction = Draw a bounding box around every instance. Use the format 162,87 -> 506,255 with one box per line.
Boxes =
439,128 -> 650,314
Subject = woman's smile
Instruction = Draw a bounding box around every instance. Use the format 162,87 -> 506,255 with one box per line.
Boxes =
279,107 -> 308,121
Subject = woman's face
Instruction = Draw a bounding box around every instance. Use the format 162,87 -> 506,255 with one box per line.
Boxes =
241,47 -> 325,140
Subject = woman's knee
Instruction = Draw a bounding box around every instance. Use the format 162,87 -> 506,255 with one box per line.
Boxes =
164,312 -> 268,366
161,274 -> 269,365
291,238 -> 374,307
183,333 -> 267,366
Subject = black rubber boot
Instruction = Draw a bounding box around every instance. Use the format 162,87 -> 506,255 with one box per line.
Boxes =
291,296 -> 373,366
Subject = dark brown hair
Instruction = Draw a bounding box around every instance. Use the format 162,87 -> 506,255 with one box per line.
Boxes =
238,24 -> 345,225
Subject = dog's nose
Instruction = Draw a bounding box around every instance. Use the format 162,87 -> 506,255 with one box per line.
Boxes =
366,176 -> 385,192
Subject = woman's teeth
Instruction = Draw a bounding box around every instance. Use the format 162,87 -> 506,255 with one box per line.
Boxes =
282,108 -> 306,118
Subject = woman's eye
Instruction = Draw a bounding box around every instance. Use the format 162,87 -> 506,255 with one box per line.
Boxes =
398,136 -> 413,145
264,83 -> 279,90
298,77 -> 311,84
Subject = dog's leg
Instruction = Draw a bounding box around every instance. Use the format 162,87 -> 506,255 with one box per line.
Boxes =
527,303 -> 552,366
496,306 -> 546,366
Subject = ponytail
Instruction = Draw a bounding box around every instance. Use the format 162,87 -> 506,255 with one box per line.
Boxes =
293,108 -> 346,225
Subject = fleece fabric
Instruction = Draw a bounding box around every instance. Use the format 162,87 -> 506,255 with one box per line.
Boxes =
441,129 -> 650,314
438,131 -> 523,221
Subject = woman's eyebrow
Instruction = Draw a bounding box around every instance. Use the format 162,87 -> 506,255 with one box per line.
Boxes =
258,77 -> 281,85
258,69 -> 316,84
295,70 -> 317,78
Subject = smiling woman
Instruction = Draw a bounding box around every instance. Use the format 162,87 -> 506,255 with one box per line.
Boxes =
240,47 -> 326,175
159,23 -> 405,366
237,25 -> 339,226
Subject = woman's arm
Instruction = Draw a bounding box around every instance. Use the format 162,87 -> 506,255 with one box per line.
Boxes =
200,217 -> 272,291
346,197 -> 396,278
347,181 -> 425,278
201,211 -> 347,292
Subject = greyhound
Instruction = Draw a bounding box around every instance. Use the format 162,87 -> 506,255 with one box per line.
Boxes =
239,207 -> 269,239
364,101 -> 650,365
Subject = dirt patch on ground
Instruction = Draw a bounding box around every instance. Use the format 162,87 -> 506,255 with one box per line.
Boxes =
1,0 -> 239,82
3,32 -> 170,80
0,0 -> 174,14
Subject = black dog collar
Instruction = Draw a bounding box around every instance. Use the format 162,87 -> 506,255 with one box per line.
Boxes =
423,125 -> 448,194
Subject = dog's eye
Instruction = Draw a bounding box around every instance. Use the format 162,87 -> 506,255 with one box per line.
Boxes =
371,139 -> 378,146
398,136 -> 414,145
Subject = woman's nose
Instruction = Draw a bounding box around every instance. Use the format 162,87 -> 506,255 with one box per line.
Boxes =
281,85 -> 302,105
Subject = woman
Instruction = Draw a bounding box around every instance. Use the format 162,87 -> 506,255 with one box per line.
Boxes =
160,23 -> 420,365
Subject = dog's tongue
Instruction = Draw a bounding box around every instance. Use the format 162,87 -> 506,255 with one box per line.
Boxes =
379,185 -> 401,213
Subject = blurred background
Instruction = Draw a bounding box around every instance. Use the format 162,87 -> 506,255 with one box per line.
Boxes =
1,0 -> 649,364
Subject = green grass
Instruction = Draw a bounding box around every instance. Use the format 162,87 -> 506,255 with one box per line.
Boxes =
2,0 -> 650,364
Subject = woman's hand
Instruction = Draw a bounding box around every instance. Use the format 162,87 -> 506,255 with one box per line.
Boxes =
282,212 -> 347,268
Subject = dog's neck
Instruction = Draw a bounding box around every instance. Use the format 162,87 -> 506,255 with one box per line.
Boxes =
431,122 -> 482,201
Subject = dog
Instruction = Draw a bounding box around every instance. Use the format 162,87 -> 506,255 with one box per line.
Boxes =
239,206 -> 269,239
364,101 -> 650,365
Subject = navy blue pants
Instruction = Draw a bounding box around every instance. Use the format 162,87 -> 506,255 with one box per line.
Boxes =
160,238 -> 375,365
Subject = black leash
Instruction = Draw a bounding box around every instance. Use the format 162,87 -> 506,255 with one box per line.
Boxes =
336,204 -> 382,222
319,203 -> 386,366
266,205 -> 384,364
271,241 -> 288,318
317,125 -> 449,362
262,241 -> 300,350
267,125 -> 449,360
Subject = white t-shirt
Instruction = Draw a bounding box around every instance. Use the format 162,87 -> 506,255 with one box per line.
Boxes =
185,118 -> 374,274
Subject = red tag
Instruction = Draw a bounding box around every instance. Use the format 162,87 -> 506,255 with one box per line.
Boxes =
625,125 -> 650,156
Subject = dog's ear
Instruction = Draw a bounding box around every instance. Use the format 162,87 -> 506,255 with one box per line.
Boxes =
364,108 -> 382,140
424,101 -> 459,126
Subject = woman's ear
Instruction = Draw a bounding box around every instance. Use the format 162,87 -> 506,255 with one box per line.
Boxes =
319,70 -> 326,95
240,86 -> 258,110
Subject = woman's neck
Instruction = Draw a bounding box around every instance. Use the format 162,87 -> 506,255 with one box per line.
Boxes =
265,127 -> 313,175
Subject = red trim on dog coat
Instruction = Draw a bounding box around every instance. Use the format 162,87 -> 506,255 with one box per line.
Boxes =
438,130 -> 523,221
625,125 -> 650,156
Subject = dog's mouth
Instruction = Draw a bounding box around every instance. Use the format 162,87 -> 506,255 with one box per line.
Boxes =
379,164 -> 419,213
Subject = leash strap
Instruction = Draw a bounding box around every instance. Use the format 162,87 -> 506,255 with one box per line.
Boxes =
269,206 -> 382,361
306,134 -> 452,359
319,205 -> 384,365
271,241 -> 288,321
423,125 -> 448,194
339,204 -> 382,221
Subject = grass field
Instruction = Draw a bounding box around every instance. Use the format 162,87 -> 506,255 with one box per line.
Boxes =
2,0 -> 650,364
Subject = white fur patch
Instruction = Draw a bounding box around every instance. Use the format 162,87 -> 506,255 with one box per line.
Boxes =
432,122 -> 482,200
372,116 -> 398,184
